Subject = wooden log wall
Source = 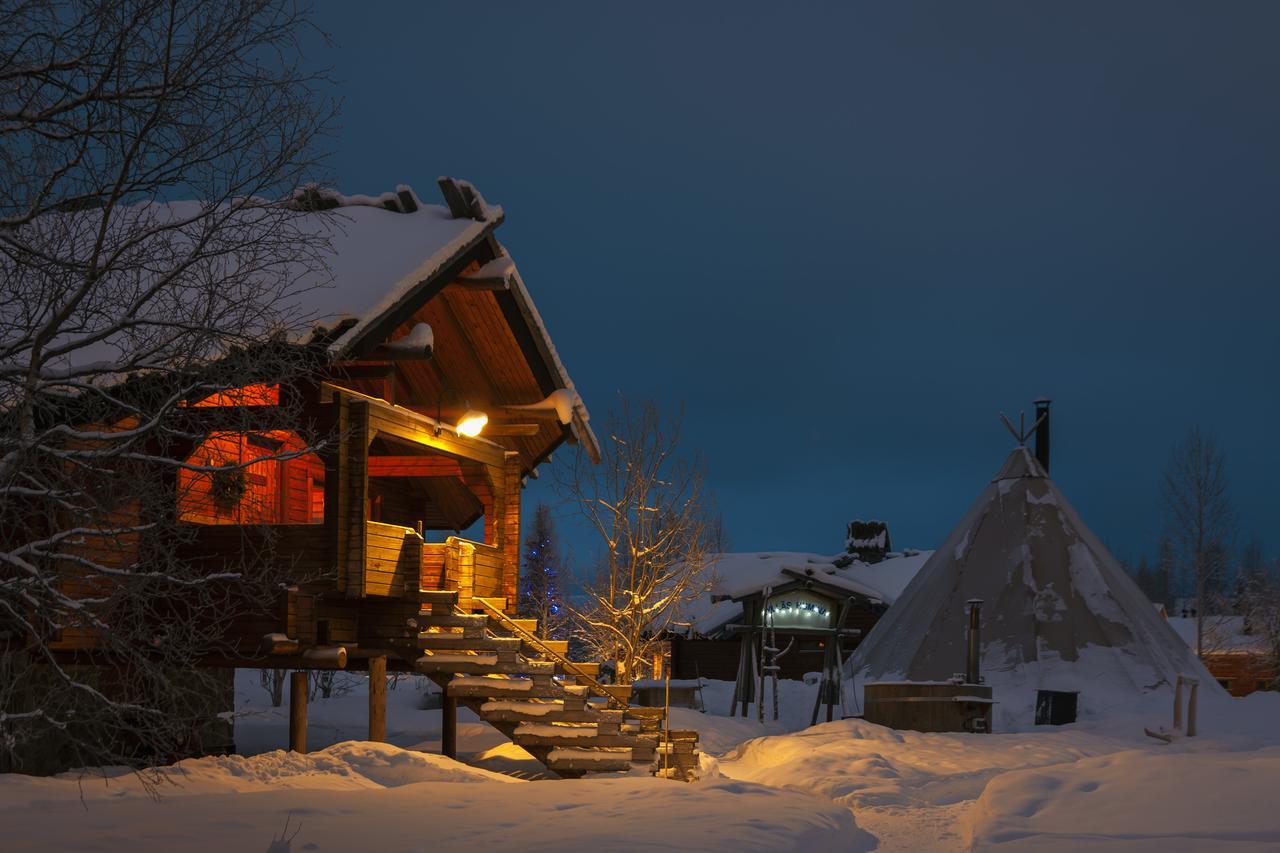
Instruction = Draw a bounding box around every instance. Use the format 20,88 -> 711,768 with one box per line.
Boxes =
363,521 -> 423,597
501,453 -> 521,612
178,432 -> 322,525
445,537 -> 475,613
472,541 -> 504,600
421,544 -> 447,589
326,398 -> 369,598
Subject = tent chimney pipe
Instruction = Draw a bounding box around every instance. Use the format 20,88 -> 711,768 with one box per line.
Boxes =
1033,398 -> 1052,473
966,598 -> 983,685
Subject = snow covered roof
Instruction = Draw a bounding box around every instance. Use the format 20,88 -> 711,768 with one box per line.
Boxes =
678,549 -> 933,637
295,189 -> 494,356
294,179 -> 599,465
1166,616 -> 1268,655
846,445 -> 1223,710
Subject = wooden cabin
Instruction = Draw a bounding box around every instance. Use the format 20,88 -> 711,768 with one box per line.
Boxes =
49,178 -> 598,667
672,566 -> 886,683
1165,616 -> 1278,698
670,550 -> 928,683
23,180 -> 704,779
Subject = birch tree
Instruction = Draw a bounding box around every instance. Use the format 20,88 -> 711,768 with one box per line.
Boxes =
0,0 -> 334,774
560,400 -> 718,684
1161,427 -> 1235,658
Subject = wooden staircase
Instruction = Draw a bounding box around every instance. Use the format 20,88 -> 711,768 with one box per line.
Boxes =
408,590 -> 699,780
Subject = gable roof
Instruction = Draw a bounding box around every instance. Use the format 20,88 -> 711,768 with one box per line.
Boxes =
299,179 -> 599,468
846,446 -> 1221,708
676,550 -> 933,637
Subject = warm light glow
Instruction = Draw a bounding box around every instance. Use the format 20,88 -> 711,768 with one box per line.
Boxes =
456,409 -> 488,437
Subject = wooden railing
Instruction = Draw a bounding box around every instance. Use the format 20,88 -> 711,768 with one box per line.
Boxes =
422,536 -> 503,611
474,597 -> 630,711
363,521 -> 422,597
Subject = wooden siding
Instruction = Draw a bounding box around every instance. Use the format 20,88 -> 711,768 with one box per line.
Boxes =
178,431 -> 323,525
422,543 -> 447,589
364,521 -> 422,598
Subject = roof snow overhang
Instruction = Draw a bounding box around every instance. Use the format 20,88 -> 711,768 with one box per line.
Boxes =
311,178 -> 600,472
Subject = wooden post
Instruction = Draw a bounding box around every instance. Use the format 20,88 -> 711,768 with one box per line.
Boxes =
368,655 -> 387,742
1187,680 -> 1199,737
442,678 -> 457,760
1173,676 -> 1184,731
289,671 -> 308,753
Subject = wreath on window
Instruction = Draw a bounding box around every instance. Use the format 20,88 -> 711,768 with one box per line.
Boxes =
209,460 -> 248,509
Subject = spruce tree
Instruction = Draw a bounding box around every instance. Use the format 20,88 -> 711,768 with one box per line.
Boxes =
518,504 -> 565,640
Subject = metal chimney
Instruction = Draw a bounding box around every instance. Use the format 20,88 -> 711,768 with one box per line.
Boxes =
965,599 -> 983,685
1033,398 -> 1052,473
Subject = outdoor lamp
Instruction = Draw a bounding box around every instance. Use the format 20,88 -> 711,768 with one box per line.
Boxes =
434,387 -> 487,438
455,409 -> 488,437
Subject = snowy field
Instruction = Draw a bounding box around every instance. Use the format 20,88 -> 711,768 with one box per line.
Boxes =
1,672 -> 1278,851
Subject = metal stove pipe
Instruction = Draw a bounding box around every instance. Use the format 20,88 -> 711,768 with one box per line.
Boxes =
966,598 -> 983,685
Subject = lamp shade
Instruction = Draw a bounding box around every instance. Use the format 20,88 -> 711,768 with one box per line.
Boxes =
456,409 -> 488,437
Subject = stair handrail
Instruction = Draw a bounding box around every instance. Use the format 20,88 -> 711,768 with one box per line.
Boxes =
474,598 -> 631,712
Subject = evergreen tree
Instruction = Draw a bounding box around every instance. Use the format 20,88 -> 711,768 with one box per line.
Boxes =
1133,555 -> 1156,602
1157,536 -> 1177,607
518,504 -> 566,640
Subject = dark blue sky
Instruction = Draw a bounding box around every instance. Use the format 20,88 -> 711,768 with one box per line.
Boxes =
312,2 -> 1280,564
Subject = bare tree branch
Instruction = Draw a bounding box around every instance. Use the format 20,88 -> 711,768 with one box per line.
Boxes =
0,0 -> 334,779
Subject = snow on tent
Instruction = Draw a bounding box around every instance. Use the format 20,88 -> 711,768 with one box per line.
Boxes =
845,443 -> 1221,730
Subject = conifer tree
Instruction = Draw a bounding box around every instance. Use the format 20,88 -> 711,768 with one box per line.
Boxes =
518,504 -> 566,640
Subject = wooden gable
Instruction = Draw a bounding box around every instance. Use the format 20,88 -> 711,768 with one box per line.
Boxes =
320,178 -> 596,476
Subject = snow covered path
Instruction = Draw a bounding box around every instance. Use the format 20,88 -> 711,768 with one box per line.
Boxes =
706,692 -> 1280,851
0,742 -> 858,852
2,672 -> 1278,851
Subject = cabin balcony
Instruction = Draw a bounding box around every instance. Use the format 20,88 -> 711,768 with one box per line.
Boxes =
176,383 -> 521,619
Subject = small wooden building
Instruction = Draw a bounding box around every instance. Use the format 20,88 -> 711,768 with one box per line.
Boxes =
15,180 -> 702,778
1165,616 -> 1277,698
670,550 -> 929,683
49,179 -> 599,665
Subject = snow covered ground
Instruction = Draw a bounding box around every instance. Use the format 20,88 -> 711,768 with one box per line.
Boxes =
2,671 -> 1278,851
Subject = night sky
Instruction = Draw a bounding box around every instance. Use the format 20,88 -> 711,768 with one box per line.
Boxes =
311,3 -> 1280,566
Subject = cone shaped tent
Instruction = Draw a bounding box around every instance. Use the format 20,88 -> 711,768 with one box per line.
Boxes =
845,446 -> 1220,718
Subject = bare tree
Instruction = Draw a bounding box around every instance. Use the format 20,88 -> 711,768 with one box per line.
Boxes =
1238,559 -> 1280,691
559,400 -> 718,684
0,0 -> 334,775
259,668 -> 287,707
1161,427 -> 1235,657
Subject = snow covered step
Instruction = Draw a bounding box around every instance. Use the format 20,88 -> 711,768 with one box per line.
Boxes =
512,722 -> 600,744
416,612 -> 488,630
514,727 -> 655,751
625,707 -> 666,722
416,634 -> 522,652
518,660 -> 557,677
450,674 -> 561,700
479,701 -> 617,725
544,748 -> 634,773
449,675 -> 535,698
600,685 -> 632,703
472,596 -> 509,612
507,618 -> 538,634
567,662 -> 600,679
414,651 -> 518,675
524,639 -> 569,657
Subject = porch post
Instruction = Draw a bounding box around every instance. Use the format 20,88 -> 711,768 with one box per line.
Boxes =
442,678 -> 458,760
368,655 -> 387,742
289,670 -> 308,753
